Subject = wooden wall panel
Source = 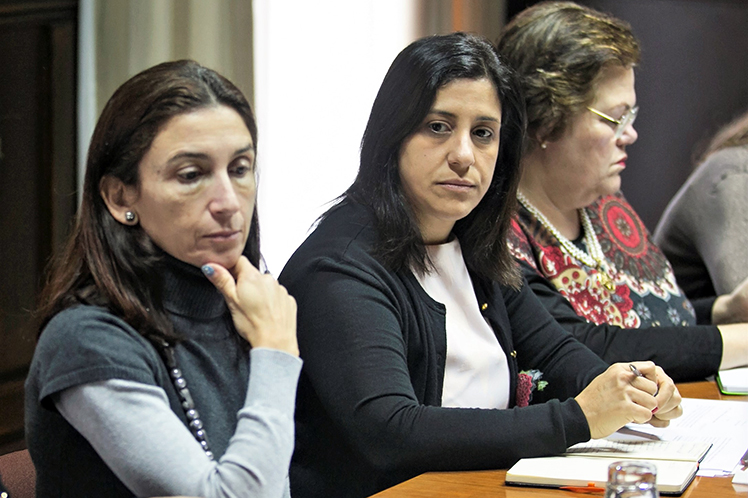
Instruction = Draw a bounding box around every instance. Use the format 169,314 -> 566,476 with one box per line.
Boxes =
0,0 -> 78,454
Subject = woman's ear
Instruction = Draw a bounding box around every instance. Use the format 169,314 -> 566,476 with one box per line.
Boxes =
532,128 -> 553,150
532,129 -> 551,151
100,176 -> 139,225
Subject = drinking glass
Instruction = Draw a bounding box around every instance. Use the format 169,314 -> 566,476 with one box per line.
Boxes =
605,460 -> 659,498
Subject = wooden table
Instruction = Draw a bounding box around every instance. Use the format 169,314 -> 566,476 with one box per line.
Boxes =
371,381 -> 747,497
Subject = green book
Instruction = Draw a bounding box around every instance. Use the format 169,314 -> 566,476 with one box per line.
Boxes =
717,367 -> 748,395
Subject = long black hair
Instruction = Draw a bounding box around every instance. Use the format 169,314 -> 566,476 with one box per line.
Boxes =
37,60 -> 260,342
345,32 -> 525,286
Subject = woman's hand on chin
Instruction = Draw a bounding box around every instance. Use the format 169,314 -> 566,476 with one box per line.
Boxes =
575,362 -> 681,439
202,256 -> 299,356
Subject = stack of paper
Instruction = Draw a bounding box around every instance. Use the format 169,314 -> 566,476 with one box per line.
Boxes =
616,398 -> 748,477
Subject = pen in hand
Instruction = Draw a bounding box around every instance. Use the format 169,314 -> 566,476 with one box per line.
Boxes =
630,364 -> 659,399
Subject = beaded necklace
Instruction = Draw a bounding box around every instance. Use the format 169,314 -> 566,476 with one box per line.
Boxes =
157,340 -> 214,460
516,192 -> 615,291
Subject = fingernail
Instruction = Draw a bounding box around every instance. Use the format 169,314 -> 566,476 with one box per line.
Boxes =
201,265 -> 214,277
652,407 -> 659,414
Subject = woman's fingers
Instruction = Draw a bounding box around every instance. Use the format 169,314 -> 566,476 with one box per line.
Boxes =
230,253 -> 260,282
653,403 -> 683,422
651,366 -> 682,422
576,363 -> 675,439
201,262 -> 237,304
203,256 -> 299,356
574,361 -> 684,439
647,417 -> 671,428
629,361 -> 658,396
626,384 -> 658,414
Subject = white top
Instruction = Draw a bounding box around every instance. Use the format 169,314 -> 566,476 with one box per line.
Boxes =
415,238 -> 510,409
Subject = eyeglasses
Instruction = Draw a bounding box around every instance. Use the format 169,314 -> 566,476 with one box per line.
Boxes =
587,105 -> 639,139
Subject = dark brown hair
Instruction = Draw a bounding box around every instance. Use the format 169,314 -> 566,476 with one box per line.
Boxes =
37,60 -> 260,342
344,33 -> 525,287
496,1 -> 640,151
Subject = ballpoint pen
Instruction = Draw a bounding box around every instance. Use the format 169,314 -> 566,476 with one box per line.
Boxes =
630,364 -> 659,399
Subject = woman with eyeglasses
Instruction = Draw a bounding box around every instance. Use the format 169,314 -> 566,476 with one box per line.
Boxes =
497,1 -> 748,381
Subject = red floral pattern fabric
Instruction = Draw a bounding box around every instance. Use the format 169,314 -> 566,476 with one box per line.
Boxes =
509,193 -> 696,328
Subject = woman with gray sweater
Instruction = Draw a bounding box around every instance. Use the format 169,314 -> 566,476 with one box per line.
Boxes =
25,61 -> 300,498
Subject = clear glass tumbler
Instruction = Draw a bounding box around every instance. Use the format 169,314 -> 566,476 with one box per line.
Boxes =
605,460 -> 659,498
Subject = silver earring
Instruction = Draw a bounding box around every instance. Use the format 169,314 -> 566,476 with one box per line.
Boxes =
125,211 -> 136,223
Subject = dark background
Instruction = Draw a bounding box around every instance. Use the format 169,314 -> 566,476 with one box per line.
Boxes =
0,0 -> 78,454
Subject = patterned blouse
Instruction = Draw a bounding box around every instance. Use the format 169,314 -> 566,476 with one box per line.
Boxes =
508,192 -> 697,328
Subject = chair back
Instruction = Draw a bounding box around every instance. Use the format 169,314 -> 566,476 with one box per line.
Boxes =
0,449 -> 36,498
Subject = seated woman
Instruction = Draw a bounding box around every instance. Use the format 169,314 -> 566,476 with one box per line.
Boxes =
25,61 -> 301,498
655,109 -> 748,299
279,33 -> 681,498
496,1 -> 748,381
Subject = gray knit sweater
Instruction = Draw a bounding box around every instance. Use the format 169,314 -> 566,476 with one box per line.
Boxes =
25,256 -> 301,497
655,145 -> 748,297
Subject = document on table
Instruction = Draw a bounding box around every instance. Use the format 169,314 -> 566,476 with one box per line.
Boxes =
622,398 -> 748,477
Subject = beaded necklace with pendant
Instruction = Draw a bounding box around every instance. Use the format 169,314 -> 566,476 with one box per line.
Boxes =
517,192 -> 616,291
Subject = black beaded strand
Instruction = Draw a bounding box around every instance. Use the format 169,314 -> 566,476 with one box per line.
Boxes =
158,340 -> 214,460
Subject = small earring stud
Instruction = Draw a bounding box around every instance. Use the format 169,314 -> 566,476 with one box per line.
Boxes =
125,211 -> 136,223
540,142 -> 548,149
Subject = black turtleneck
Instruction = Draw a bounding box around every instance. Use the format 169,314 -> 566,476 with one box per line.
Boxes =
161,254 -> 228,322
158,254 -> 250,456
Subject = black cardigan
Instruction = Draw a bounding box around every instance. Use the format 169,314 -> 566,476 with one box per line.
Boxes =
279,200 -> 608,497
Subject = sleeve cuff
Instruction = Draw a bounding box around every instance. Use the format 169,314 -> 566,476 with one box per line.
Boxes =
245,348 -> 302,412
561,398 -> 592,446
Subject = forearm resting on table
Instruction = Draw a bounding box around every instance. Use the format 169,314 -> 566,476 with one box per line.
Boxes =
717,323 -> 748,370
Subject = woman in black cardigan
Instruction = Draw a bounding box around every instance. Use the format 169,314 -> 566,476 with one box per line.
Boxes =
279,33 -> 682,498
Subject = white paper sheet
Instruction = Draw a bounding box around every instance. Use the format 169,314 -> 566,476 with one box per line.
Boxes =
733,467 -> 748,485
619,398 -> 748,476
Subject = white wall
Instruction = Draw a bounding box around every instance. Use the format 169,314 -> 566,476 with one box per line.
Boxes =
253,0 -> 421,274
